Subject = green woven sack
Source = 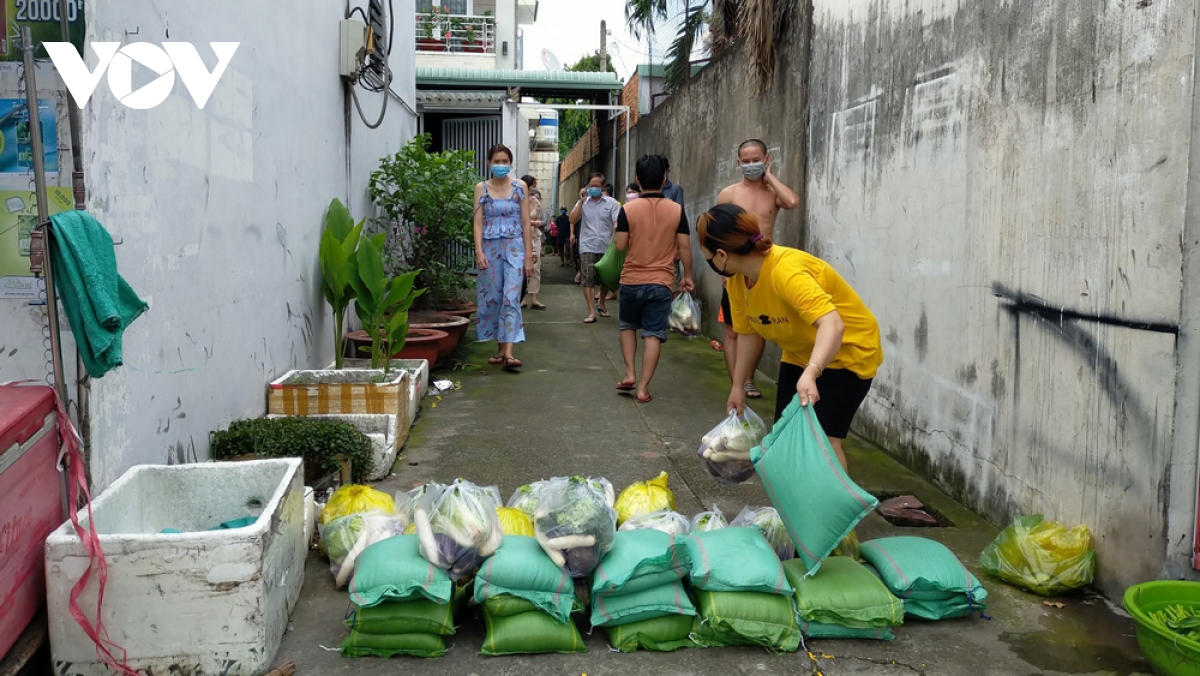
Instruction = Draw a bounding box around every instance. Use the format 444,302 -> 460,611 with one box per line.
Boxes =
591,580 -> 696,628
340,630 -> 446,658
684,528 -> 793,595
783,557 -> 904,629
343,599 -> 455,635
595,239 -> 626,290
349,535 -> 453,607
801,621 -> 895,641
860,537 -> 988,620
484,594 -> 584,618
605,614 -> 695,652
593,530 -> 690,596
691,589 -> 801,652
751,399 -> 879,577
481,609 -> 587,656
474,535 -> 575,623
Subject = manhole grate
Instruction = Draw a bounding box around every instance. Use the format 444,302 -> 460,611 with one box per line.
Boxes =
871,491 -> 956,528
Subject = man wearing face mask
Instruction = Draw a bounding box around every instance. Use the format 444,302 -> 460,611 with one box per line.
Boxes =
570,172 -> 621,323
715,139 -> 801,400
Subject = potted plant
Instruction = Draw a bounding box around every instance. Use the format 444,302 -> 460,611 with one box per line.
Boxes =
320,198 -> 364,370
348,233 -> 427,371
369,134 -> 479,315
417,5 -> 450,50
211,417 -> 374,488
346,326 -> 447,366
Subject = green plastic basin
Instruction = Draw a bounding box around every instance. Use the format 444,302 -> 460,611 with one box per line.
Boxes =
1124,581 -> 1200,676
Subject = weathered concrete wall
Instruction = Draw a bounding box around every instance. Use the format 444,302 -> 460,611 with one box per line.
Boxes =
0,0 -> 418,492
807,0 -> 1194,596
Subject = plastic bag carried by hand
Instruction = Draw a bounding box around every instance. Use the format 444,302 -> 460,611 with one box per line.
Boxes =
413,480 -> 504,580
533,476 -> 618,578
979,515 -> 1095,596
668,292 -> 702,337
699,408 -> 768,485
614,471 -> 676,526
319,510 -> 405,587
496,506 -> 535,537
321,484 -> 395,525
691,505 -> 728,532
618,509 -> 691,537
732,506 -> 795,560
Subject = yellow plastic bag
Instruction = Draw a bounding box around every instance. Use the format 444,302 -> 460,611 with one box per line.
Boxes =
979,515 -> 1095,596
320,484 -> 395,525
496,507 -> 535,537
833,529 -> 861,561
614,471 -> 675,526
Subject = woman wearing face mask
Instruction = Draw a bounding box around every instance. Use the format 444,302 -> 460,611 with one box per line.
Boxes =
474,145 -> 534,369
699,203 -> 882,470
625,183 -> 641,204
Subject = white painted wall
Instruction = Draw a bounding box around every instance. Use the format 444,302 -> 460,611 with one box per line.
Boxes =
0,0 -> 418,492
806,0 -> 1195,596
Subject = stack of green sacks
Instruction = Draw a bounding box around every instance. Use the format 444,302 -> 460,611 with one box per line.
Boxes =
684,527 -> 802,652
590,530 -> 696,652
342,535 -> 456,658
473,535 -> 587,655
783,556 -> 905,640
860,536 -> 989,620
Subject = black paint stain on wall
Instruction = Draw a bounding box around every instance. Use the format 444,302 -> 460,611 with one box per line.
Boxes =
914,307 -> 929,362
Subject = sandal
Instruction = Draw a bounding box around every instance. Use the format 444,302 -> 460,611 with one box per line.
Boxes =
532,303 -> 547,310
504,357 -> 522,370
636,392 -> 653,404
596,307 -> 610,318
745,383 -> 763,399
616,379 -> 637,391
583,316 -> 597,324
488,355 -> 505,365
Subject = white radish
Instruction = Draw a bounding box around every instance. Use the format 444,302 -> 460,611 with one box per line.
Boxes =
546,534 -> 595,549
480,524 -> 503,558
706,449 -> 752,463
535,530 -> 566,567
414,508 -> 441,567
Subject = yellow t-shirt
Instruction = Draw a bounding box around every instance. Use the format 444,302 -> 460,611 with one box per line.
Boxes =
728,246 -> 882,379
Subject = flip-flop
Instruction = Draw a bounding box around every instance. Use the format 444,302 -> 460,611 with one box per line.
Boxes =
636,393 -> 653,404
532,303 -> 547,310
488,355 -> 505,365
583,316 -> 597,324
504,357 -> 522,370
596,307 -> 610,318
745,383 -> 763,399
616,379 -> 636,391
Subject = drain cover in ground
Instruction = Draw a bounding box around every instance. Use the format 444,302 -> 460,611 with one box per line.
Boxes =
878,495 -> 941,527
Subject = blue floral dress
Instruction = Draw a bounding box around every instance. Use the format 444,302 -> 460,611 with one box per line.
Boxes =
476,181 -> 526,344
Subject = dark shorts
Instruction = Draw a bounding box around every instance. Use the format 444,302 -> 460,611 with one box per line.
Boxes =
721,287 -> 733,326
557,230 -> 571,250
774,362 -> 873,438
618,283 -> 673,341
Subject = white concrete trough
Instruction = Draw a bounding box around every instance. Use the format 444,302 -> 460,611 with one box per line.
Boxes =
268,413 -> 398,481
331,358 -> 429,425
45,458 -> 306,676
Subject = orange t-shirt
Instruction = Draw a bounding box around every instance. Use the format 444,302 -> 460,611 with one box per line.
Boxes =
616,194 -> 688,288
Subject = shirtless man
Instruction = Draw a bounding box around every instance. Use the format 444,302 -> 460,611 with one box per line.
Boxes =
715,139 -> 801,399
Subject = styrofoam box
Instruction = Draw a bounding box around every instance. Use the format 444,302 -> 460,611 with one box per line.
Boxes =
330,358 -> 428,425
267,413 -> 398,481
45,459 -> 306,676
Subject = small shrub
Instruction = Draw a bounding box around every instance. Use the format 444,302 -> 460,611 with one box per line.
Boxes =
210,417 -> 375,483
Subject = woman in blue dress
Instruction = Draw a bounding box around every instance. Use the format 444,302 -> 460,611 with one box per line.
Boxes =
473,144 -> 534,369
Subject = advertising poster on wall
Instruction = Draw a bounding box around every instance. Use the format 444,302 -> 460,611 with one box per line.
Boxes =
0,0 -> 85,60
0,99 -> 58,173
0,187 -> 72,299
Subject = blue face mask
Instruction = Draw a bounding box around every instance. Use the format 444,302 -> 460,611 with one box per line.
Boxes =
588,187 -> 602,198
491,165 -> 511,178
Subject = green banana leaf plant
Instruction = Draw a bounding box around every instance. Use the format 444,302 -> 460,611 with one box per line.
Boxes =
350,234 -> 426,373
319,198 -> 365,369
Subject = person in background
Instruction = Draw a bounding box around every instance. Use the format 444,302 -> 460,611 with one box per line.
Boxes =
569,172 -> 621,323
522,187 -> 547,310
603,184 -> 615,198
659,156 -> 688,294
555,207 -> 572,266
700,203 -> 880,470
614,155 -> 694,404
474,145 -> 534,370
625,183 -> 641,204
715,139 -> 801,400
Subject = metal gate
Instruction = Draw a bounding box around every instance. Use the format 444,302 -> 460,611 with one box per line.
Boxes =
442,116 -> 503,178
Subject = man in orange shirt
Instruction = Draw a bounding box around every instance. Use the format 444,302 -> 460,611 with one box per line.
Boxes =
613,155 -> 695,404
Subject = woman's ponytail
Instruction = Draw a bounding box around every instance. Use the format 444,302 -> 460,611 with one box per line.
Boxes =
697,203 -> 773,255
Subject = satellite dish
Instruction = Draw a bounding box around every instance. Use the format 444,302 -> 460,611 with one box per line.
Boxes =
541,48 -> 564,72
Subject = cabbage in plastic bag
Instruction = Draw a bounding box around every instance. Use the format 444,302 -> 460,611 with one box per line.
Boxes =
614,471 -> 675,526
618,509 -> 691,537
496,506 -> 535,537
318,510 -> 406,587
413,479 -> 504,580
507,479 -> 552,520
698,408 -> 768,485
979,515 -> 1095,596
731,506 -> 794,560
690,505 -> 728,532
533,476 -> 618,578
320,484 -> 395,525
668,292 -> 702,337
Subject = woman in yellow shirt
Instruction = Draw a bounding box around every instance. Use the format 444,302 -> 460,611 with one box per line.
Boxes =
698,204 -> 882,469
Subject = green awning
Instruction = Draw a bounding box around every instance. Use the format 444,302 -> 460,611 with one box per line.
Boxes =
416,67 -> 624,94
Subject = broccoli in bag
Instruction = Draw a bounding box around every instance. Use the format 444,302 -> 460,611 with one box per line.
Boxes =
533,476 -> 618,578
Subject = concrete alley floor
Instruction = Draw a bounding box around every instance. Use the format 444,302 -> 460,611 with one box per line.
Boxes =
276,263 -> 1152,675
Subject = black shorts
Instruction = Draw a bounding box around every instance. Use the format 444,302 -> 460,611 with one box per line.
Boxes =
774,362 -> 873,438
720,287 -> 733,326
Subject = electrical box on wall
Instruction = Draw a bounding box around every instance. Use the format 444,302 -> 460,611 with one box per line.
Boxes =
339,18 -> 367,78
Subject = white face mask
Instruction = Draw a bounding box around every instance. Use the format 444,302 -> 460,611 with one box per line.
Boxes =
626,193 -> 639,202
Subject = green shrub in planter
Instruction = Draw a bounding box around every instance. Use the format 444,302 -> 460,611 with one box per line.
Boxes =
211,417 -> 374,483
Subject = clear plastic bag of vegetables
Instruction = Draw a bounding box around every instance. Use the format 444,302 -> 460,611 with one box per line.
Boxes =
690,505 -> 728,532
533,476 -> 618,578
413,479 -> 504,580
731,506 -> 795,560
668,292 -> 702,337
618,509 -> 691,537
318,510 -> 406,588
698,407 -> 768,485
507,479 -> 552,520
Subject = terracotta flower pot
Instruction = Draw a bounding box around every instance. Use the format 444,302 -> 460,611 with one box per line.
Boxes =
410,312 -> 470,359
434,302 -> 476,320
345,329 -> 447,366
